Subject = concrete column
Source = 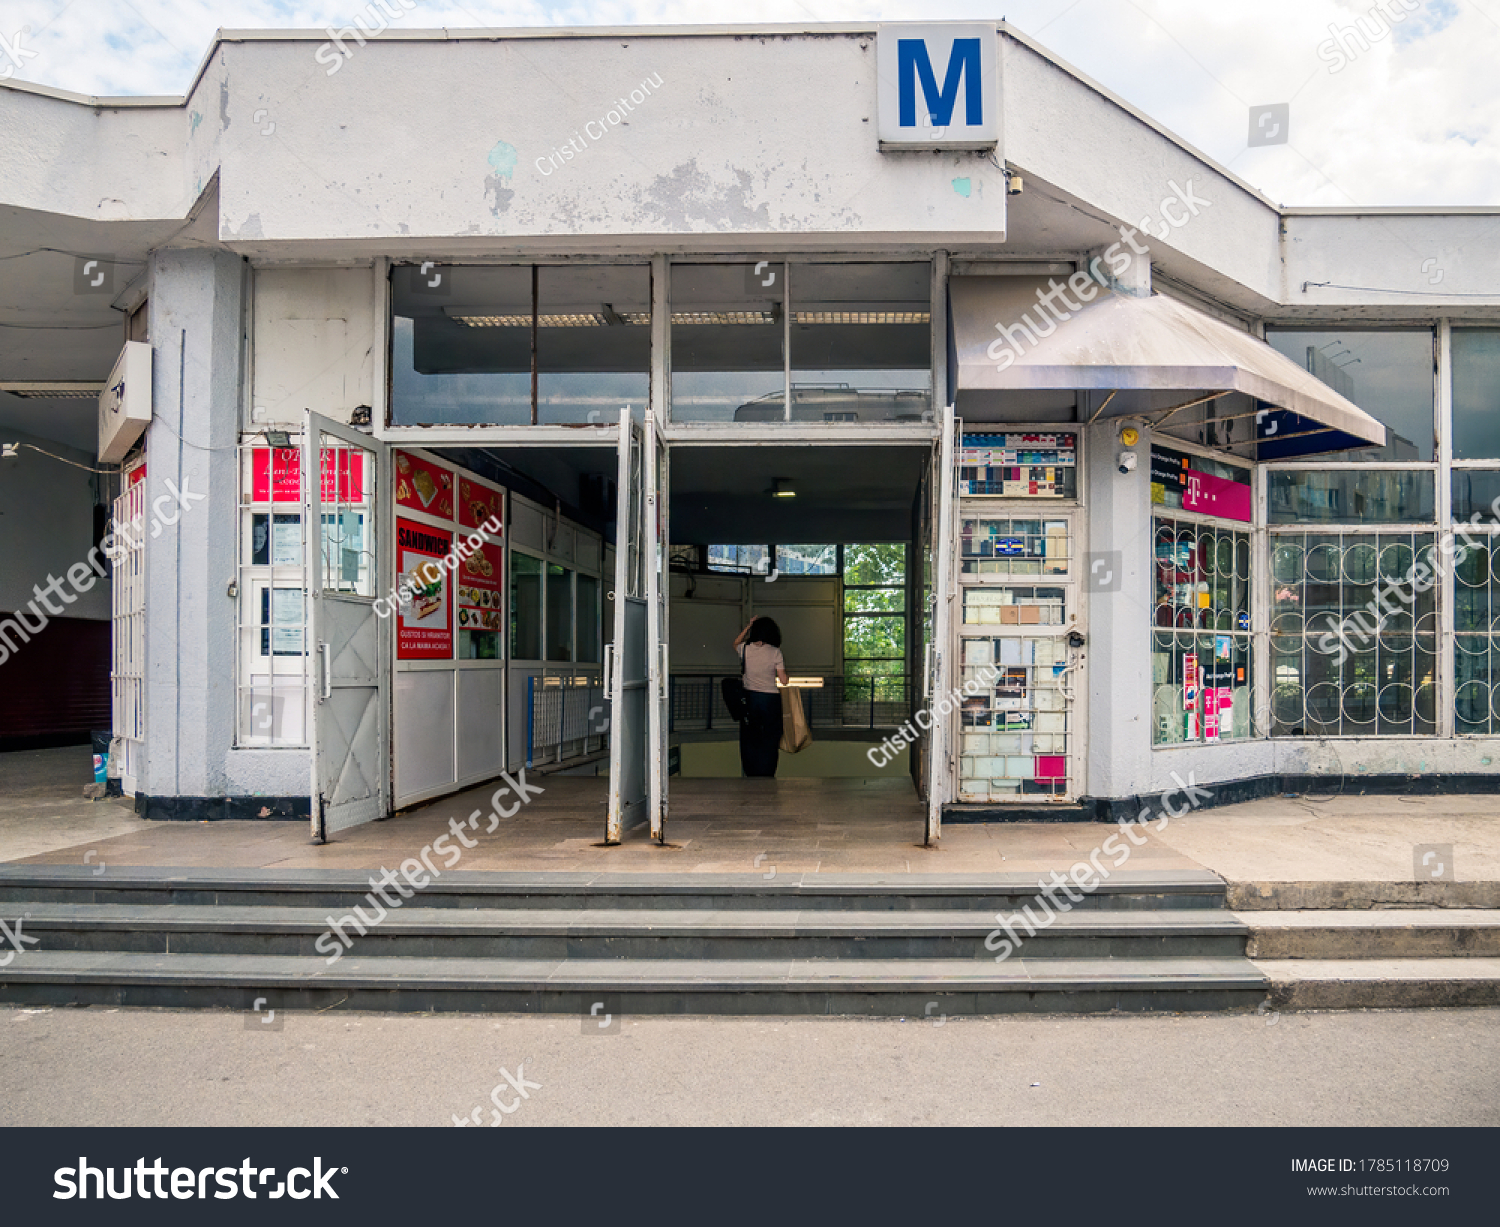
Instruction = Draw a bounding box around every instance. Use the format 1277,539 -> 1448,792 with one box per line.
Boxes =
1083,418 -> 1154,800
141,249 -> 245,805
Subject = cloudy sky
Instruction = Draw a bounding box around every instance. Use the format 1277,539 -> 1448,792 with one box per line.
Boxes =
0,0 -> 1491,206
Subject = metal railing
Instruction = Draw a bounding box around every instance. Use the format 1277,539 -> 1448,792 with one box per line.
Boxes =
526,676 -> 608,767
669,674 -> 912,732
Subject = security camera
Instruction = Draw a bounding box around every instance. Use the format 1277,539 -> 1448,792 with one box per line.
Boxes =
1117,450 -> 1138,474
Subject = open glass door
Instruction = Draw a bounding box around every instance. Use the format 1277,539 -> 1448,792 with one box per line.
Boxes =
305,410 -> 389,841
925,403 -> 958,845
645,405 -> 669,843
605,407 -> 649,842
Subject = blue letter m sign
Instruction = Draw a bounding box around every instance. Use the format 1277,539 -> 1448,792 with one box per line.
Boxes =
897,38 -> 983,128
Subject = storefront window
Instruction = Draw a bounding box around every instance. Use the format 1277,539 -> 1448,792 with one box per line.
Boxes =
1268,470 -> 1435,524
391,263 -> 650,426
844,543 -> 906,677
670,263 -> 784,422
1454,534 -> 1500,734
537,265 -> 650,425
1152,515 -> 1253,744
1268,532 -> 1438,736
546,563 -> 574,662
707,544 -> 768,574
1452,330 -> 1500,461
788,263 -> 931,423
775,544 -> 837,575
1265,329 -> 1435,461
576,574 -> 601,664
511,552 -> 542,660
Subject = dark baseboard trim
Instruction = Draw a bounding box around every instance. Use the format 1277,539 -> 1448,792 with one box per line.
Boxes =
945,771 -> 1500,823
135,794 -> 310,822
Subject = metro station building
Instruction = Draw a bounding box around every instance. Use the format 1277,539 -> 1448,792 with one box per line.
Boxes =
2,21 -> 1499,845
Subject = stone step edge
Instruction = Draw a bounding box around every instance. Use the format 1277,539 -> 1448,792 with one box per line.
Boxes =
1256,957 -> 1500,1009
0,866 -> 1227,896
8,904 -> 1250,938
1229,882 -> 1500,911
0,952 -> 1268,992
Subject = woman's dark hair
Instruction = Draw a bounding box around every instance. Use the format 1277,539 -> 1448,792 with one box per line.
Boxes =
747,616 -> 782,648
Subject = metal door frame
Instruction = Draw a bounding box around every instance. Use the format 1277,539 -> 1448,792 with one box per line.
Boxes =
306,410 -> 391,842
645,404 -> 670,843
926,404 -> 958,844
605,406 -> 649,842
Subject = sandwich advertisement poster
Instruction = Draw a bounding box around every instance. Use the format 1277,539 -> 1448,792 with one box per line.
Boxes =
396,517 -> 453,660
394,449 -> 454,520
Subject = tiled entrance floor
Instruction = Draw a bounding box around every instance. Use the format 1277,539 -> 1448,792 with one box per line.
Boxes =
5,776 -> 1207,877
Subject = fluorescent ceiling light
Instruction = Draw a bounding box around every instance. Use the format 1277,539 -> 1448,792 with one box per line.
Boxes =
793,311 -> 930,325
0,382 -> 106,399
771,479 -> 796,498
671,311 -> 778,325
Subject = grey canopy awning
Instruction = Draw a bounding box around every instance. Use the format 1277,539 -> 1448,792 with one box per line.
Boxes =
949,276 -> 1387,457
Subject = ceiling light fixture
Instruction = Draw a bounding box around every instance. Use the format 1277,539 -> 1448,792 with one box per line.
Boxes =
771,479 -> 796,499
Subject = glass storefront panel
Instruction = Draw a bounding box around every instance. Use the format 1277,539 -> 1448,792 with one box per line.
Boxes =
510,552 -> 542,660
1268,470 -> 1435,524
670,263 -> 784,422
1265,329 -> 1435,461
787,262 -> 932,423
576,574 -> 601,664
1452,329 -> 1500,461
546,563 -> 574,662
958,635 -> 1071,798
1268,531 -> 1437,736
537,264 -> 650,425
391,264 -> 533,425
1151,515 -> 1252,745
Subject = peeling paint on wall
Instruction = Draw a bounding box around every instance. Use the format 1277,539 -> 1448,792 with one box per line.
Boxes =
485,140 -> 519,215
952,177 -> 971,197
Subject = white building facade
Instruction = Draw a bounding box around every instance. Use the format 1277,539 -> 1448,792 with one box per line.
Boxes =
2,22 -> 1499,842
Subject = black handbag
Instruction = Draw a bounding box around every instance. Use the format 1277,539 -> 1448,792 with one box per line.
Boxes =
721,647 -> 749,722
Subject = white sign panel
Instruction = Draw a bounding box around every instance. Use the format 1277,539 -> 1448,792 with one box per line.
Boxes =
98,340 -> 151,463
877,23 -> 1000,150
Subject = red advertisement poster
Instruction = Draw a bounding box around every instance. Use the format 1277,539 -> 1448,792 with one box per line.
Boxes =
456,541 -> 504,634
1204,685 -> 1220,742
458,476 -> 504,533
394,450 -> 454,520
251,447 -> 364,504
396,517 -> 452,660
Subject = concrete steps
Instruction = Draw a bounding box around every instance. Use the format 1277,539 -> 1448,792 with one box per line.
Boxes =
0,866 -> 1265,1015
1243,906 -> 1500,1009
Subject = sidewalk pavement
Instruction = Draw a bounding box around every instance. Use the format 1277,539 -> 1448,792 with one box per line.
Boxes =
2,747 -> 1496,890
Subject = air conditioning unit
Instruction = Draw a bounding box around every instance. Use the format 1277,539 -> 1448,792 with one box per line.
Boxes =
98,341 -> 152,463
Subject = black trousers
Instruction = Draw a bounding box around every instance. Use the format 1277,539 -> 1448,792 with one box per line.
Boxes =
739,690 -> 782,777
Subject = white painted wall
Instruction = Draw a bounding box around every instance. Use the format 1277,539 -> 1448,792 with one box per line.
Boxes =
252,266 -> 377,425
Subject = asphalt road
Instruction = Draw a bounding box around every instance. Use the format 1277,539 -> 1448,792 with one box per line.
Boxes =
2,1004 -> 1496,1127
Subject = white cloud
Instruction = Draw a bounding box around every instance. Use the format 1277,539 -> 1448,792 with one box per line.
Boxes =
0,0 -> 1492,204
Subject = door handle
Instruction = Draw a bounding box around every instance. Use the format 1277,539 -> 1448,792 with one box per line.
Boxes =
319,643 -> 332,701
602,643 -> 615,700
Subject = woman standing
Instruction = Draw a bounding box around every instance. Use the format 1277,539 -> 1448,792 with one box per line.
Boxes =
734,616 -> 789,777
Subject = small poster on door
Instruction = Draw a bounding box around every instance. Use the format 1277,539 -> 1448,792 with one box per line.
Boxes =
396,517 -> 452,660
456,541 -> 504,634
394,450 -> 454,520
458,476 -> 504,533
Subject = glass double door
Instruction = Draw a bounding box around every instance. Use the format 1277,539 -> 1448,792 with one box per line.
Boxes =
955,507 -> 1083,803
